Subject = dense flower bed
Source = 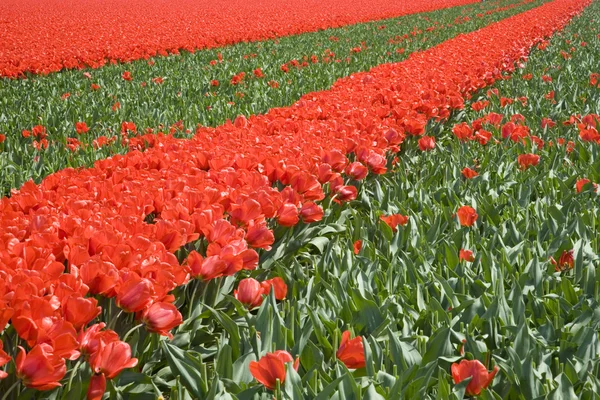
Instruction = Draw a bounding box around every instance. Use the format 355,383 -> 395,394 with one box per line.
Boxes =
0,0 -> 480,78
0,0 -> 591,397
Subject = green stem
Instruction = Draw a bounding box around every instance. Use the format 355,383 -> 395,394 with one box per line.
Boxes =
1,380 -> 20,400
122,323 -> 144,343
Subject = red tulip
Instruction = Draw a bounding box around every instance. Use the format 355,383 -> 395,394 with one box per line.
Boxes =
249,350 -> 299,390
0,340 -> 11,379
78,323 -> 120,358
87,374 -> 106,400
122,71 -> 132,81
63,295 -> 102,330
418,135 -> 436,151
116,275 -> 155,313
451,359 -> 499,396
346,162 -> 369,180
517,153 -> 540,170
234,278 -> 264,308
246,221 -> 275,250
459,249 -> 474,262
187,251 -> 227,281
576,178 -> 597,193
353,240 -> 362,255
89,340 -> 138,379
380,214 -> 409,232
336,331 -> 365,369
300,202 -> 324,223
277,203 -> 299,227
16,344 -> 67,391
141,302 -> 183,338
75,121 -> 90,134
550,249 -> 574,272
456,206 -> 478,227
261,277 -> 287,300
335,185 -> 358,202
461,167 -> 478,179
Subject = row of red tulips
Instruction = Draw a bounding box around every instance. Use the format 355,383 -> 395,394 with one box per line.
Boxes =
0,0 -> 589,397
0,0 -> 478,78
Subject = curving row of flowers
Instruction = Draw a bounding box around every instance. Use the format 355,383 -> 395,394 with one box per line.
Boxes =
0,0 -> 590,397
0,0 -> 479,78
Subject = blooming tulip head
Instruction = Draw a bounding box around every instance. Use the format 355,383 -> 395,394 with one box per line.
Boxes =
451,359 -> 499,396
16,344 -> 67,391
380,214 -> 409,232
141,302 -> 183,338
249,350 -> 299,390
234,278 -> 264,308
336,330 -> 366,369
456,206 -> 478,227
89,340 -> 138,380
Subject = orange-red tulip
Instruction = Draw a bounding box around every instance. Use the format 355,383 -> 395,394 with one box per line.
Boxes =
353,240 -> 362,255
517,153 -> 540,170
116,275 -> 155,313
300,202 -> 324,223
249,350 -> 299,390
380,214 -> 409,232
89,340 -> 138,379
451,359 -> 499,396
141,302 -> 183,338
346,162 -> 368,180
16,344 -> 67,391
336,331 -> 365,369
418,136 -> 436,151
459,249 -> 474,262
0,340 -> 10,379
78,323 -> 120,358
87,373 -> 106,400
234,278 -> 264,308
456,206 -> 478,227
461,167 -> 478,179
576,178 -> 597,193
261,277 -> 287,300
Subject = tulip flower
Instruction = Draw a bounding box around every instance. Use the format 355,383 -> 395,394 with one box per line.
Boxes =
418,136 -> 436,151
234,278 -> 264,308
277,203 -> 300,227
300,202 -> 324,223
249,350 -> 299,390
78,323 -> 120,358
116,275 -> 155,313
456,206 -> 478,227
451,359 -> 499,396
16,344 -> 67,391
459,249 -> 475,262
75,121 -> 90,134
141,302 -> 183,338
576,178 -> 597,193
461,167 -> 478,179
261,277 -> 287,300
380,214 -> 409,232
87,374 -> 106,400
517,153 -> 540,170
89,340 -> 138,379
336,331 -> 366,369
353,240 -> 362,255
550,249 -> 574,272
346,162 -> 368,180
335,185 -> 358,202
0,340 -> 10,379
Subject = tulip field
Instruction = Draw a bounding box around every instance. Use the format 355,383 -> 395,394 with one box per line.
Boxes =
0,0 -> 599,398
